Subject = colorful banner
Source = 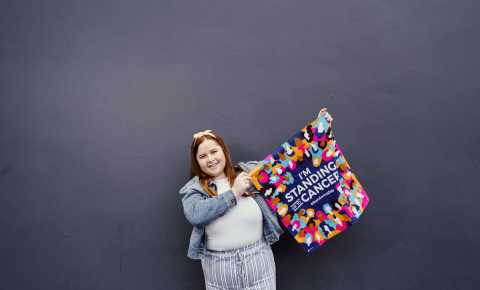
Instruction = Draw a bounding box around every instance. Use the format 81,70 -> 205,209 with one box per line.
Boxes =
249,113 -> 370,253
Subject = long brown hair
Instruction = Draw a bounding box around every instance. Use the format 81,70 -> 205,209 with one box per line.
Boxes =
190,130 -> 238,197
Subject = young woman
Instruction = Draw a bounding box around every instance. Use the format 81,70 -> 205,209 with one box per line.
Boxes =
179,108 -> 333,290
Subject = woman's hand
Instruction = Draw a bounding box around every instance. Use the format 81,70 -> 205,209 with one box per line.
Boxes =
318,107 -> 333,129
232,172 -> 253,198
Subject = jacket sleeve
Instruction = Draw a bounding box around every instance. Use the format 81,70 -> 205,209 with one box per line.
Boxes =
181,188 -> 237,227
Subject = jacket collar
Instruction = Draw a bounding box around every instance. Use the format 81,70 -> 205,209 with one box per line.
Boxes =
178,176 -> 221,195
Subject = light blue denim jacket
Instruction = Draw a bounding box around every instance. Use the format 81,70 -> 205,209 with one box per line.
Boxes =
179,160 -> 284,260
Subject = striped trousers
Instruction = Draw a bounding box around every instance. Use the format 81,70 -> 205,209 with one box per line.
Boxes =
200,237 -> 276,290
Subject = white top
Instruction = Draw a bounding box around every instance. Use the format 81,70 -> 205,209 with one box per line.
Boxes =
205,177 -> 263,251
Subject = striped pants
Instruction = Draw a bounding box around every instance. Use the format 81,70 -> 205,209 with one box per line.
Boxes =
200,237 -> 276,290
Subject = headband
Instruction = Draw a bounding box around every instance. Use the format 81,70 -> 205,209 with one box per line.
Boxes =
192,129 -> 216,145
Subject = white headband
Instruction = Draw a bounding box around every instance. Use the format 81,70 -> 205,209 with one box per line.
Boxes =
192,129 -> 216,145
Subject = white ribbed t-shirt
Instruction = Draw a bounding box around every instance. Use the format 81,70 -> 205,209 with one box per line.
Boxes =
205,177 -> 263,251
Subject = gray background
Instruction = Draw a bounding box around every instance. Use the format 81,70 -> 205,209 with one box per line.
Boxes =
1,1 -> 479,289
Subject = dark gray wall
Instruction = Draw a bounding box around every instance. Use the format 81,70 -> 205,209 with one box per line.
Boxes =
1,1 -> 479,289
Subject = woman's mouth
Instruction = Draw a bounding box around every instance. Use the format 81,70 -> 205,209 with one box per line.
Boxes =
208,162 -> 219,169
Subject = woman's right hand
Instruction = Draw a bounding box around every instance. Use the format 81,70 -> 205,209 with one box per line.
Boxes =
232,172 -> 253,198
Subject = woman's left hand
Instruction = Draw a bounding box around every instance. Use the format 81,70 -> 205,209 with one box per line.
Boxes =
318,107 -> 333,129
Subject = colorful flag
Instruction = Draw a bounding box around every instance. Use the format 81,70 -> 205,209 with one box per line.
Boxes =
249,112 -> 370,253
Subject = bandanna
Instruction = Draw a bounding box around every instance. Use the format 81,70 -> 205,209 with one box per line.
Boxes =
249,113 -> 370,253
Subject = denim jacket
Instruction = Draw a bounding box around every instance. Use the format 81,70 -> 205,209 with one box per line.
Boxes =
179,160 -> 284,260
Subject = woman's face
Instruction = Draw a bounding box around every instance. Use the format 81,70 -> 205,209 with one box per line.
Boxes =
196,139 -> 227,179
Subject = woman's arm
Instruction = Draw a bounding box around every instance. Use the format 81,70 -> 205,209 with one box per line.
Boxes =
181,188 -> 237,227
